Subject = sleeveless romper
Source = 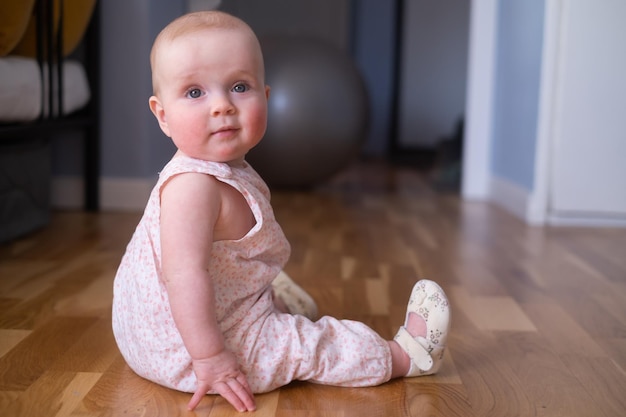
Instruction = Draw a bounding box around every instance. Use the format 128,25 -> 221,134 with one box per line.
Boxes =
112,156 -> 392,393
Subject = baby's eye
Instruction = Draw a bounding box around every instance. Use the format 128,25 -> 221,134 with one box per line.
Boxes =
186,88 -> 203,99
232,83 -> 248,93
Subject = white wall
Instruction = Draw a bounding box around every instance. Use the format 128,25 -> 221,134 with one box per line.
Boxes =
462,0 -> 498,200
547,0 -> 626,224
463,0 -> 626,226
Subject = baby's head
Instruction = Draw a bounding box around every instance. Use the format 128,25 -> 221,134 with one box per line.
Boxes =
148,11 -> 270,164
150,11 -> 264,95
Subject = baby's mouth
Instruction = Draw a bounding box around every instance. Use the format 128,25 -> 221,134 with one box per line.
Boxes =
212,126 -> 238,136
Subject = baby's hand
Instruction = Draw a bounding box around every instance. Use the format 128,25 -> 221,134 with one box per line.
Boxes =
187,349 -> 256,412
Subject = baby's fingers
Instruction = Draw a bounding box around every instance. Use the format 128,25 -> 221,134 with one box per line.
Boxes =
234,373 -> 255,410
216,377 -> 256,412
187,382 -> 211,411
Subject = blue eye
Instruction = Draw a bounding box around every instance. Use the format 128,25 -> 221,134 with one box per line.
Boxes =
187,88 -> 202,99
232,83 -> 248,93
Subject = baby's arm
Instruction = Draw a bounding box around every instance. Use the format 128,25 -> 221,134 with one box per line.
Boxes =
160,172 -> 255,412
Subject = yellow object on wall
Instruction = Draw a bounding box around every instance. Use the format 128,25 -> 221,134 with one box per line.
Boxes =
0,0 -> 36,56
8,0 -> 96,58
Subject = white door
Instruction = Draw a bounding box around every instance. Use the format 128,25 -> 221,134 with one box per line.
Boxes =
549,0 -> 626,220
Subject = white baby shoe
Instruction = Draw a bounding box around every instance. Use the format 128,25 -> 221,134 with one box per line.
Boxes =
271,270 -> 319,321
394,279 -> 451,376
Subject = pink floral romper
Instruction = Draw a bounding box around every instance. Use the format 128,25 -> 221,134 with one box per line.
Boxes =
112,155 -> 392,394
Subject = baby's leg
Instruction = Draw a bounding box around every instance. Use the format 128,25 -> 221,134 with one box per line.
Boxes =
235,313 -> 392,393
233,279 -> 449,392
390,280 -> 451,377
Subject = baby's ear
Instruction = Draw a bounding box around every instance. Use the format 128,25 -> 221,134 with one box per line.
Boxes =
265,85 -> 270,100
149,96 -> 171,137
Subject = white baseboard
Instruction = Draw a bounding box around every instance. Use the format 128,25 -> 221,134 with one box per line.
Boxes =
489,176 -> 537,224
51,176 -> 153,211
489,175 -> 626,227
547,212 -> 626,227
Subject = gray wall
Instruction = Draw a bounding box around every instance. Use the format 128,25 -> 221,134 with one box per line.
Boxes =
491,0 -> 545,190
99,0 -> 179,180
53,1 -> 469,183
95,0 -> 372,181
219,0 -> 351,51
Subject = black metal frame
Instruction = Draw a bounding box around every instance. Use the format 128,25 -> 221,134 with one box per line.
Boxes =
0,0 -> 100,210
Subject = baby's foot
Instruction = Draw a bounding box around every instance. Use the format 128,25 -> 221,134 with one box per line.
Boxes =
271,271 -> 318,320
406,312 -> 427,338
394,280 -> 450,376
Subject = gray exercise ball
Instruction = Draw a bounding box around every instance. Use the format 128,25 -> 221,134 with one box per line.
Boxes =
246,36 -> 369,187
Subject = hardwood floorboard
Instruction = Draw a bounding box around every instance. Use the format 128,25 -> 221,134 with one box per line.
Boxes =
449,331 -> 536,417
560,354 -> 626,417
495,331 -> 602,416
1,161 -> 625,416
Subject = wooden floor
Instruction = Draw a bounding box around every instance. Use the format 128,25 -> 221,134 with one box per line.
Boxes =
1,161 -> 625,416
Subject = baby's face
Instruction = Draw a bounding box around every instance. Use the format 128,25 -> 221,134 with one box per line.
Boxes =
150,27 -> 269,165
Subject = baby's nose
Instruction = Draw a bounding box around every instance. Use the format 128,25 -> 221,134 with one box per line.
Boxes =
211,93 -> 235,116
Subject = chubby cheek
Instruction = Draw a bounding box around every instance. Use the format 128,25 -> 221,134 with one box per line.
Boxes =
173,135 -> 206,158
168,116 -> 206,153
246,105 -> 268,141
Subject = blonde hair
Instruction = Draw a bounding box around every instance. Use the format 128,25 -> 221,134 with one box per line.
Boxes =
150,11 -> 260,93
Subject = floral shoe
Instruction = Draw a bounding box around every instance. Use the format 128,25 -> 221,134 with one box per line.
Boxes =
394,279 -> 451,376
271,270 -> 319,321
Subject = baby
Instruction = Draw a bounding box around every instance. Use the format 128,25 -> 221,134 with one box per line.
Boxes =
111,10 -> 451,412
